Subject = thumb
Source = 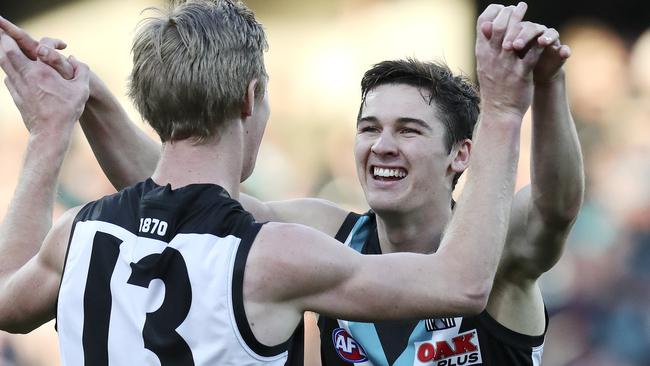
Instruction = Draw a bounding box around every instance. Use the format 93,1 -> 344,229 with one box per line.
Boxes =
68,55 -> 89,81
36,45 -> 74,80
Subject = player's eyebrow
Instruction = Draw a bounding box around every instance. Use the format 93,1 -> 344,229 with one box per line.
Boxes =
357,116 -> 378,125
394,117 -> 433,132
358,116 -> 433,132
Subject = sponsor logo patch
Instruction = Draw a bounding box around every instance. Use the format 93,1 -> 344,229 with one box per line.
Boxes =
413,329 -> 482,366
332,328 -> 368,363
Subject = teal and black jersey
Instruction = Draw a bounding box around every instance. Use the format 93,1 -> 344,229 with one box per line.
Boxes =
317,211 -> 547,366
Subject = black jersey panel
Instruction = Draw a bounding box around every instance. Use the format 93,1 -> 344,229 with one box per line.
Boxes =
334,212 -> 362,242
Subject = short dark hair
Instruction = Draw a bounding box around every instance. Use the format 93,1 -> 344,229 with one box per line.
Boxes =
358,58 -> 480,187
129,0 -> 268,143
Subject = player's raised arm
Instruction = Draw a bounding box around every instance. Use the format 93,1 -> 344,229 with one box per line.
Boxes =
81,72 -> 161,189
522,26 -> 583,274
0,32 -> 89,332
485,10 -> 584,336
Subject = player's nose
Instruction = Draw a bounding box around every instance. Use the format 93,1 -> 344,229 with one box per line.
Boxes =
370,131 -> 399,156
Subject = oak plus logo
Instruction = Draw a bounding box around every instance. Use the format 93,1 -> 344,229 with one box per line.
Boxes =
332,328 -> 368,363
413,330 -> 482,366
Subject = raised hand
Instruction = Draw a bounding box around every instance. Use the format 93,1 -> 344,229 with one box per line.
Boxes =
479,5 -> 571,86
0,30 -> 89,137
475,2 -> 544,121
0,15 -> 74,79
502,20 -> 571,85
530,33 -> 570,85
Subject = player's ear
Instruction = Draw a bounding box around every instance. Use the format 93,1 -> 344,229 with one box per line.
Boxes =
450,138 -> 472,174
241,79 -> 259,118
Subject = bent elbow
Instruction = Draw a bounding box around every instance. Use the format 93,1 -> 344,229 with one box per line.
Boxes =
455,284 -> 490,316
535,189 -> 584,228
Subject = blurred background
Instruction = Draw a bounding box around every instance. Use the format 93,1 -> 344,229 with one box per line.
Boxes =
0,0 -> 649,365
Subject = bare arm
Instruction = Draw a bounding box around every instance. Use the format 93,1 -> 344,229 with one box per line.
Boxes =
243,3 -> 544,346
519,25 -> 583,276
0,208 -> 79,333
501,73 -> 582,278
239,194 -> 348,236
486,18 -> 584,336
80,72 -> 160,189
528,71 -> 584,263
0,32 -> 89,332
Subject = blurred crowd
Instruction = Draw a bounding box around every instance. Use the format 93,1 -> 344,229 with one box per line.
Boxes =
538,23 -> 650,366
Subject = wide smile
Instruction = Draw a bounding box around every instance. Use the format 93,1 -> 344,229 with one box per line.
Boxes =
370,165 -> 408,181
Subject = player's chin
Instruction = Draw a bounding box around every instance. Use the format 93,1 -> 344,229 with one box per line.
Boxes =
366,192 -> 407,213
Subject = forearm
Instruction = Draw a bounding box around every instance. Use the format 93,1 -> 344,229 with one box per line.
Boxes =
0,132 -> 71,277
80,72 -> 160,190
531,73 -> 584,223
439,112 -> 522,305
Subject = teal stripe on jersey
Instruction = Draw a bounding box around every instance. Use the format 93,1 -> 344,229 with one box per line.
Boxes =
392,321 -> 430,366
348,322 -> 389,366
348,216 -> 370,252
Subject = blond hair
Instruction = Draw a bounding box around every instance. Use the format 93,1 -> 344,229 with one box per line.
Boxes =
129,0 -> 268,143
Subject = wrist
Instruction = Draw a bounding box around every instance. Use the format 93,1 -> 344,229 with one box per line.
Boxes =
480,103 -> 526,125
24,135 -> 71,172
88,71 -> 102,101
28,124 -> 74,146
534,69 -> 566,89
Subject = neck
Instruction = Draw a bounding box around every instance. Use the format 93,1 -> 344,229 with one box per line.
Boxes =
151,122 -> 244,199
374,197 -> 453,255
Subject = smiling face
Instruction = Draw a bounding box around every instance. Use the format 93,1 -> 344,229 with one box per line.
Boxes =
355,83 -> 468,214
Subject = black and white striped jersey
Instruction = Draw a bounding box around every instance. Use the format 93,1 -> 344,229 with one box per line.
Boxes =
56,179 -> 288,365
316,211 -> 547,366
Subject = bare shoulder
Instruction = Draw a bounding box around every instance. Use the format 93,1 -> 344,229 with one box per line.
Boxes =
241,222 -> 362,345
245,222 -> 358,304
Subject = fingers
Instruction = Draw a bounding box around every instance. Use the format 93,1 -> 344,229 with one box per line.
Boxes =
0,17 -> 73,79
558,44 -> 571,59
0,32 -> 27,79
0,15 -> 39,60
511,22 -> 548,51
39,37 -> 67,51
536,27 -> 559,48
520,44 -> 545,73
477,4 -> 504,40
502,2 -> 528,50
490,6 -> 515,48
37,45 -> 74,79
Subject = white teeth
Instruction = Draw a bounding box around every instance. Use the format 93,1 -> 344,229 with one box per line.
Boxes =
373,167 -> 406,178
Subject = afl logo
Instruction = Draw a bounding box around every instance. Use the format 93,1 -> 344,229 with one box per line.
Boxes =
332,328 -> 368,363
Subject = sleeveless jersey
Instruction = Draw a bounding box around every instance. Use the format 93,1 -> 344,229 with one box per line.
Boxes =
56,179 -> 288,365
318,212 -> 547,366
